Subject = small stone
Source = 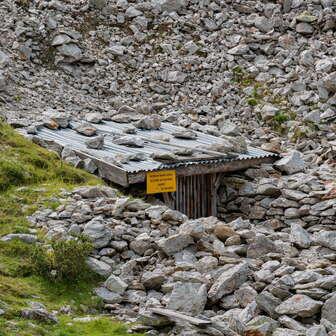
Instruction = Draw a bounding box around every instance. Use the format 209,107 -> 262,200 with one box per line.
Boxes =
228,44 -> 250,55
75,123 -> 97,136
85,135 -> 104,149
108,45 -> 126,56
104,275 -> 128,295
113,136 -> 144,148
93,287 -> 122,304
134,115 -> 161,130
141,272 -> 165,290
214,224 -> 236,241
85,113 -> 103,124
296,22 -> 314,34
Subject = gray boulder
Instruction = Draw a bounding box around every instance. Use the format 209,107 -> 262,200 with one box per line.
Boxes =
85,113 -> 103,124
275,295 -> 322,317
142,271 -> 165,290
167,282 -> 207,316
104,275 -> 128,295
256,291 -> 282,318
93,287 -> 122,304
314,231 -> 336,251
247,235 -> 278,258
75,123 -> 97,136
85,135 -> 104,149
86,257 -> 111,277
321,294 -> 336,324
275,151 -> 307,175
57,43 -> 82,59
157,234 -> 193,256
290,223 -> 311,249
160,0 -> 185,13
134,115 -> 161,130
208,263 -> 250,302
323,72 -> 336,92
306,325 -> 328,336
246,316 -> 279,335
273,329 -> 305,336
83,219 -> 112,248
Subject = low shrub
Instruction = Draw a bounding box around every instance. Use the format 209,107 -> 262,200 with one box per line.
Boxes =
31,237 -> 94,283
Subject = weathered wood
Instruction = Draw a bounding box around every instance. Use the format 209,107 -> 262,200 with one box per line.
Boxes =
128,156 -> 277,184
149,308 -> 211,326
74,151 -> 129,186
210,174 -> 217,217
163,192 -> 175,209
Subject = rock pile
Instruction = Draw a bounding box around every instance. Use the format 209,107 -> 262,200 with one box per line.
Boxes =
26,185 -> 336,336
0,0 -> 335,166
219,162 -> 336,227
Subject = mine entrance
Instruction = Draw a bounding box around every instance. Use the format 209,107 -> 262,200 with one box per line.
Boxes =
160,173 -> 221,219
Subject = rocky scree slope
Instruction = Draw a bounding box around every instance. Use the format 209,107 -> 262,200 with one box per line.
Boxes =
0,0 -> 335,164
0,0 -> 336,335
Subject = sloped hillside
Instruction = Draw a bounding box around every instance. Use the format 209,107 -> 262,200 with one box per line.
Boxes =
0,123 -> 143,336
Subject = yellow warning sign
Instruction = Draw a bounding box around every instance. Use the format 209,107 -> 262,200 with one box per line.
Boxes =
146,170 -> 176,194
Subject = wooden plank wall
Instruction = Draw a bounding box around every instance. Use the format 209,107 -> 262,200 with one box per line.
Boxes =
173,173 -> 219,219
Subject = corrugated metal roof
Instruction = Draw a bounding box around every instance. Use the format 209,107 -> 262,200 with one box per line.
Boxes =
36,121 -> 278,174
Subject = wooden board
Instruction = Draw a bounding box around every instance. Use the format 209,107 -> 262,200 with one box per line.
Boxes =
150,308 -> 211,326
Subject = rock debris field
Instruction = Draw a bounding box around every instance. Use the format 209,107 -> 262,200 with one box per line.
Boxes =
0,0 -> 336,335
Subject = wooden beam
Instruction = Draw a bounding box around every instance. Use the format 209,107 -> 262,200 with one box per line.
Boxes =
128,156 -> 277,185
149,308 -> 211,326
75,151 -> 129,186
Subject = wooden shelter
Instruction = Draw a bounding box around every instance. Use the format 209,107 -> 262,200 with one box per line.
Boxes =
34,120 -> 278,218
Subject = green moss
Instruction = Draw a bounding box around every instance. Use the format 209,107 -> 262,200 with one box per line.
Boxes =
245,98 -> 259,106
232,66 -> 243,73
273,113 -> 289,124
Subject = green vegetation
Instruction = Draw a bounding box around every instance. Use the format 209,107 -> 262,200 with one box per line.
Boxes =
245,98 -> 259,106
273,113 -> 289,124
32,238 -> 95,283
0,123 -> 143,336
269,113 -> 290,134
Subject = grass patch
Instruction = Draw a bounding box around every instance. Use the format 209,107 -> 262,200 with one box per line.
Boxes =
0,123 -> 100,192
0,123 -> 143,336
